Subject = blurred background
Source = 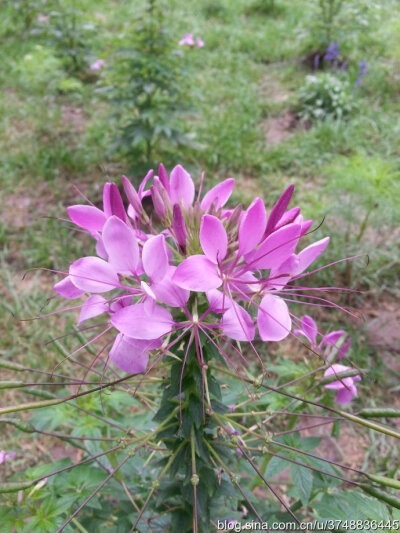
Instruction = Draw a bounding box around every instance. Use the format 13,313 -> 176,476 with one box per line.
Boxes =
1,0 -> 400,512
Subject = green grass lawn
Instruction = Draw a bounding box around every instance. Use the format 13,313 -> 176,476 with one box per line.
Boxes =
1,0 -> 400,528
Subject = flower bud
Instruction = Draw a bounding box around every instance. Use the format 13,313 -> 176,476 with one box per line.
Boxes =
151,178 -> 167,220
172,204 -> 187,253
122,176 -> 142,215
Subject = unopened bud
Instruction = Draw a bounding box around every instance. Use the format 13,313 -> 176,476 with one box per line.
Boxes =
172,204 -> 187,252
191,474 -> 199,486
151,178 -> 167,219
158,163 -> 169,191
122,175 -> 142,215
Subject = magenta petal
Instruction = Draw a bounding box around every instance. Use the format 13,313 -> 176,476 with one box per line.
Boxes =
200,215 -> 228,263
336,385 -> 357,404
67,205 -> 106,232
249,223 -> 301,270
173,255 -> 221,291
264,185 -> 295,236
239,198 -> 267,255
258,294 -> 291,341
222,304 -> 255,341
142,235 -> 169,282
78,295 -> 108,325
102,216 -> 139,274
70,256 -> 119,293
320,330 -> 345,348
207,289 -> 232,313
274,207 -> 301,230
152,267 -> 189,307
109,334 -> 149,374
111,303 -> 173,340
169,164 -> 195,207
294,237 -> 330,275
300,315 -> 318,345
200,178 -> 235,210
103,182 -> 127,222
54,276 -> 85,299
158,163 -> 169,191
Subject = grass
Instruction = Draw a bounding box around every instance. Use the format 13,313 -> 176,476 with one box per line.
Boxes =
1,0 -> 400,526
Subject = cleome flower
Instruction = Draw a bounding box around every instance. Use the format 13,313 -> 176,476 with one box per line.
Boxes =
53,164 -> 332,376
324,363 -> 361,405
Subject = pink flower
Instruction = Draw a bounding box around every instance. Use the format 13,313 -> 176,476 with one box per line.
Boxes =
179,34 -> 204,48
0,451 -> 16,464
90,59 -> 105,71
179,34 -> 194,46
53,164 -> 332,377
37,13 -> 50,23
294,315 -> 351,360
324,364 -> 361,405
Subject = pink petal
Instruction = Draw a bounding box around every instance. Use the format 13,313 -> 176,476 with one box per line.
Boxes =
337,337 -> 352,360
152,267 -> 189,307
142,235 -> 169,282
300,315 -> 318,345
54,276 -> 85,299
200,178 -> 235,211
69,257 -> 119,293
207,289 -> 232,313
239,198 -> 267,256
336,384 -> 357,404
169,165 -> 195,208
222,304 -> 255,341
78,295 -> 108,325
122,176 -> 142,215
158,163 -> 169,191
300,219 -> 313,236
200,215 -> 228,263
67,205 -> 106,232
274,207 -> 301,231
103,183 -> 127,222
109,334 -> 149,374
293,237 -> 330,275
173,255 -> 221,291
102,216 -> 139,274
111,303 -> 173,340
248,224 -> 301,270
320,330 -> 345,348
138,169 -> 154,200
264,185 -> 294,237
258,294 -> 291,341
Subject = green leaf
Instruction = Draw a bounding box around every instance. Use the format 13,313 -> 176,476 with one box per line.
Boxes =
290,464 -> 313,506
265,456 -> 289,478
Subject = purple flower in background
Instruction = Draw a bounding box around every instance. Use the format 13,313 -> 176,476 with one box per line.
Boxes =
0,451 -> 16,464
355,60 -> 368,86
324,42 -> 340,62
37,13 -> 50,23
179,34 -> 204,48
324,364 -> 361,405
179,33 -> 195,46
324,42 -> 340,71
90,59 -> 105,71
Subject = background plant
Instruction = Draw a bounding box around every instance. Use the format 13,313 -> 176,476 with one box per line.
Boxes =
105,0 -> 193,174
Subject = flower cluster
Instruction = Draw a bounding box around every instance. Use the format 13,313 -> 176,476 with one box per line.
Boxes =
54,165 -> 330,375
179,33 -> 204,48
